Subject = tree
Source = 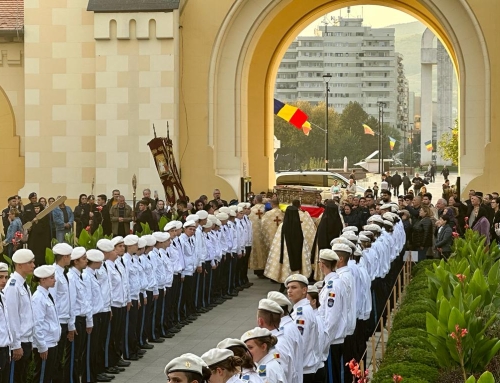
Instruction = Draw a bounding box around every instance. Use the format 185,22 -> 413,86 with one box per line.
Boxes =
437,119 -> 459,165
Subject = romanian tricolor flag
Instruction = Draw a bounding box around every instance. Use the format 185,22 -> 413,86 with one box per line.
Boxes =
425,140 -> 433,151
363,124 -> 375,136
296,319 -> 305,325
274,99 -> 311,136
389,136 -> 396,151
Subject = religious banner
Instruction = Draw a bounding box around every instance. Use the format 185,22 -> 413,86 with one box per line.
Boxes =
147,126 -> 186,205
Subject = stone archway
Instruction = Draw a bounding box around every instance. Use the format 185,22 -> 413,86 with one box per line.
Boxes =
0,86 -> 24,211
208,0 -> 490,195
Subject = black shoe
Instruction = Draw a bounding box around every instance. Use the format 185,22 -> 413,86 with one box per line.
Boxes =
222,295 -> 232,299
192,312 -> 202,316
204,306 -> 213,311
198,308 -> 209,313
97,374 -> 113,382
150,338 -> 165,343
140,343 -> 154,349
102,373 -> 115,380
117,359 -> 131,367
114,367 -> 126,372
137,349 -> 147,355
180,320 -> 189,325
165,333 -> 175,338
169,328 -> 181,333
209,303 -> 217,308
104,368 -> 120,375
235,286 -> 244,291
188,315 -> 197,320
215,299 -> 225,304
228,292 -> 238,297
124,354 -> 139,361
137,354 -> 144,358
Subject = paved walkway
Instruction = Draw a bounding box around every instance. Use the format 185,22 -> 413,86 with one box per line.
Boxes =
115,276 -> 279,383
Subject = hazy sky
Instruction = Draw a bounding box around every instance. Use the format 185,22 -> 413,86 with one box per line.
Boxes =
300,5 -> 417,36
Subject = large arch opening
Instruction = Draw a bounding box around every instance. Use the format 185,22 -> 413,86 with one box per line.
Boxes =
0,86 -> 24,211
208,0 -> 489,196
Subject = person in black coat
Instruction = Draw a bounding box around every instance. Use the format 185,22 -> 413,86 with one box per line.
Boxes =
342,204 -> 361,231
74,194 -> 90,236
134,200 -> 158,233
27,203 -> 51,265
391,171 -> 403,196
435,214 -> 454,259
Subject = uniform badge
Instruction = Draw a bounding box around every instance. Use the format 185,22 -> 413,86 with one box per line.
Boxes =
9,279 -> 15,286
297,307 -> 303,315
185,361 -> 191,368
328,298 -> 334,307
329,292 -> 335,298
296,319 -> 305,325
279,326 -> 284,331
327,280 -> 333,288
298,326 -> 304,335
242,375 -> 250,381
258,365 -> 267,377
273,353 -> 280,359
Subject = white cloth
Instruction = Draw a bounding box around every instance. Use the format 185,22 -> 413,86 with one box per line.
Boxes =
0,292 -> 12,348
115,256 -> 131,306
179,233 -> 197,276
68,267 -> 93,328
4,272 -> 34,349
336,266 -> 356,336
255,349 -> 287,383
271,328 -> 296,383
123,253 -> 142,300
141,253 -> 158,294
32,286 -> 61,352
240,368 -> 264,382
49,264 -> 71,326
318,271 -> 347,345
106,260 -> 128,308
290,298 -> 319,374
96,263 -> 112,312
82,267 -> 104,315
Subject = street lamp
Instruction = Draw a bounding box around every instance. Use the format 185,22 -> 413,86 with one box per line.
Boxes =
377,101 -> 386,174
323,73 -> 332,171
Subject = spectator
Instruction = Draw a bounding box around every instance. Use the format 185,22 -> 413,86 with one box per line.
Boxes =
435,214 -> 453,259
2,208 -> 23,257
441,165 -> 450,181
402,172 -> 411,195
153,200 -> 171,222
2,196 -> 18,236
490,197 -> 500,244
52,200 -> 74,243
342,204 -> 361,230
135,188 -> 157,212
412,205 -> 434,261
209,189 -> 228,208
471,206 -> 491,245
391,171 -> 402,196
74,194 -> 90,236
134,199 -> 158,233
110,195 -> 133,237
27,203 -> 51,265
412,173 -> 424,194
90,194 -> 111,235
23,192 -> 40,223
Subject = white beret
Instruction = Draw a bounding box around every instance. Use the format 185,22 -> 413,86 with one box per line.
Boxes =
196,210 -> 208,220
307,285 -> 319,294
138,237 -> 147,248
332,243 -> 353,254
341,231 -> 358,241
201,348 -> 233,368
258,298 -> 284,315
380,204 -> 392,211
218,207 -> 230,214
12,249 -> 35,264
342,226 -> 359,233
237,207 -> 244,213
267,291 -> 292,310
71,247 -> 86,261
86,249 -> 104,262
331,237 -> 356,249
314,280 -> 324,290
52,243 -> 73,256
228,205 -> 238,212
354,248 -> 362,257
241,327 -> 273,343
319,249 -> 339,261
164,221 -> 177,231
174,221 -> 183,230
143,234 -> 157,247
153,232 -> 169,242
367,215 -> 384,224
359,234 -> 371,242
216,213 -> 229,221
245,203 -> 251,209
383,220 -> 394,227
364,224 -> 381,232
237,203 -> 246,208
215,219 -> 222,227
124,235 -> 139,246
97,239 -> 114,252
359,231 -> 374,237
111,236 -> 124,246
183,220 -> 196,228
186,214 -> 199,222
0,262 -> 8,272
34,265 -> 55,279
164,354 -> 204,376
217,338 -> 248,351
228,210 -> 236,217
284,273 -> 308,287
382,213 -> 394,222
202,221 -> 213,229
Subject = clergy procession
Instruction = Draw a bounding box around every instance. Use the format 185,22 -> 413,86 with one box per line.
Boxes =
0,188 -> 406,383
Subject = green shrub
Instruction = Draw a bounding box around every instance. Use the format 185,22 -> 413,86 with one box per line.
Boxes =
397,302 -> 433,317
386,328 -> 423,346
392,312 -> 427,332
382,347 -> 438,368
372,362 -> 439,383
384,336 -> 429,351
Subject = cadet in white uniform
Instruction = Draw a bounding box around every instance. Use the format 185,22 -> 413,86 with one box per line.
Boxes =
4,249 -> 35,383
68,247 -> 92,383
217,338 -> 264,383
163,353 -> 211,383
317,249 -> 347,383
284,274 -> 320,383
306,285 -> 328,383
201,348 -> 245,383
48,243 -> 73,383
241,327 -> 286,383
0,262 -> 12,383
256,299 -> 296,383
32,265 -> 61,383
83,249 -> 106,382
150,231 -> 169,340
179,220 -> 198,321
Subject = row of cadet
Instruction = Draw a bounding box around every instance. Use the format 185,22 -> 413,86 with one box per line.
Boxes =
163,204 -> 406,383
0,205 -> 257,383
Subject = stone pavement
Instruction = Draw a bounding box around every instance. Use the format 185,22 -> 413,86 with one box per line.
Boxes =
115,275 -> 279,383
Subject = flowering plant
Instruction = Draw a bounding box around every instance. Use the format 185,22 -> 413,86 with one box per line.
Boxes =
346,359 -> 369,383
96,205 -> 103,212
11,231 -> 23,249
392,375 -> 403,383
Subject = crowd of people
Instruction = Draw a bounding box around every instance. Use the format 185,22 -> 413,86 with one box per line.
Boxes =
0,173 -> 496,383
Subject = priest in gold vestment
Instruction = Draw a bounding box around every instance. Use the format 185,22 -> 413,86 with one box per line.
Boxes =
248,195 -> 267,275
